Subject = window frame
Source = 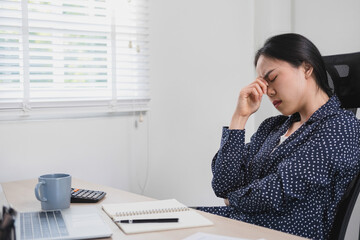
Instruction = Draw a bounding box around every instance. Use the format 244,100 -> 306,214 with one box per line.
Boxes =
0,0 -> 150,120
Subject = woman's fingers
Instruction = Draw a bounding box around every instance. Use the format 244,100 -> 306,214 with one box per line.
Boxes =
255,78 -> 268,95
251,87 -> 261,101
235,77 -> 269,118
245,80 -> 267,101
253,83 -> 264,100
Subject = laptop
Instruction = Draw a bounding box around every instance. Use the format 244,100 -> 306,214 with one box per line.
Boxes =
1,185 -> 113,240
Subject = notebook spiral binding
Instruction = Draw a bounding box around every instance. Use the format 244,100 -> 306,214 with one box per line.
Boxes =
114,207 -> 190,217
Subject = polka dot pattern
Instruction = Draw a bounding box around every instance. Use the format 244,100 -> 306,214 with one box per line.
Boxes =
203,96 -> 360,240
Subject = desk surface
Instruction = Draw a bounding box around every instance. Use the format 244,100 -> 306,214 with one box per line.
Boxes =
1,178 -> 307,240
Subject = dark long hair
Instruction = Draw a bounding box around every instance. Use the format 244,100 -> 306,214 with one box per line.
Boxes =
254,33 -> 333,97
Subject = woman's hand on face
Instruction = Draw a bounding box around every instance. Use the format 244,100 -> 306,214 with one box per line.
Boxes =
230,78 -> 268,129
237,78 -> 268,116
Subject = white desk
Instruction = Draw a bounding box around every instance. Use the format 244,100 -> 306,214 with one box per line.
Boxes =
1,178 -> 308,240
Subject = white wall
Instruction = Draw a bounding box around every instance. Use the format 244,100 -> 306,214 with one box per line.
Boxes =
0,114 -> 148,192
292,0 -> 360,55
146,0 -> 255,206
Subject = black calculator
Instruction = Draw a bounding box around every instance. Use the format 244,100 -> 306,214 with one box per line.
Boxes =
71,188 -> 106,203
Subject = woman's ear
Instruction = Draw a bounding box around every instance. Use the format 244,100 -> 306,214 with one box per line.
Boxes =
303,62 -> 313,79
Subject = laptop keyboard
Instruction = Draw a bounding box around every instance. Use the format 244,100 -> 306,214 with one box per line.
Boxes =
20,210 -> 69,240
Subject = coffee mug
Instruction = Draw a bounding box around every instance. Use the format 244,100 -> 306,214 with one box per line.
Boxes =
34,173 -> 71,210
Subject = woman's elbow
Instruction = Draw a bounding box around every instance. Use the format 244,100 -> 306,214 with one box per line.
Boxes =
211,179 -> 229,198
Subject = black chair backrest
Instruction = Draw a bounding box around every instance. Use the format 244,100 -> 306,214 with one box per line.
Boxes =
323,52 -> 360,114
323,52 -> 360,240
328,171 -> 360,240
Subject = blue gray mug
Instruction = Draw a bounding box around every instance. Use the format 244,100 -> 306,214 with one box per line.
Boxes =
35,173 -> 71,210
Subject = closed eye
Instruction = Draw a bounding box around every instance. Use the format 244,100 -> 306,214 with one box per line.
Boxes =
270,75 -> 278,82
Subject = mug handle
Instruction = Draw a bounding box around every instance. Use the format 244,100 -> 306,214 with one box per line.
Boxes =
34,181 -> 47,202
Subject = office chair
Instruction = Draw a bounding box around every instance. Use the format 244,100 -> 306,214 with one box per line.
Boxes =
328,172 -> 360,240
323,52 -> 360,240
323,52 -> 360,115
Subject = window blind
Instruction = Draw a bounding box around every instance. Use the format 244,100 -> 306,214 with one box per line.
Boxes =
0,0 -> 149,118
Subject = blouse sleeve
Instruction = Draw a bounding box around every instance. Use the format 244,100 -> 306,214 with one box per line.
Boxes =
211,127 -> 249,198
211,116 -> 286,198
226,116 -> 360,214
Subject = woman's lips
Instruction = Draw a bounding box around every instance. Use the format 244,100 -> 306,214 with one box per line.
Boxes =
273,100 -> 282,108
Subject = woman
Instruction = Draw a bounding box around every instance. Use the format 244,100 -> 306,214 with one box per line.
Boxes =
199,33 -> 360,240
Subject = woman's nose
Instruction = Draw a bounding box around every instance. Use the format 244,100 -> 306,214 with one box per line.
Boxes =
267,86 -> 276,97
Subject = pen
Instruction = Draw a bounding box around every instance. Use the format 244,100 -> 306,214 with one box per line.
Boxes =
117,218 -> 179,223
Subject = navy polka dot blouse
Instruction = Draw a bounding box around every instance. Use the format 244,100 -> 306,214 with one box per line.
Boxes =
201,96 -> 360,240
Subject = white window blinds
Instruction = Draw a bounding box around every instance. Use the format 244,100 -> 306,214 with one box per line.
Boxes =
0,0 -> 149,117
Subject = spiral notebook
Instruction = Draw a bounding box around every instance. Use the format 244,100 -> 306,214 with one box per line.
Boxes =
102,199 -> 213,234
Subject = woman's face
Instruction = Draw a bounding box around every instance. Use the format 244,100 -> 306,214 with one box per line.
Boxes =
255,55 -> 308,116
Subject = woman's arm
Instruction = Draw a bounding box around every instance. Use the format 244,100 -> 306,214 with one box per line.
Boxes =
211,78 -> 269,197
230,78 -> 268,130
211,128 -> 249,198
212,116 -> 286,198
